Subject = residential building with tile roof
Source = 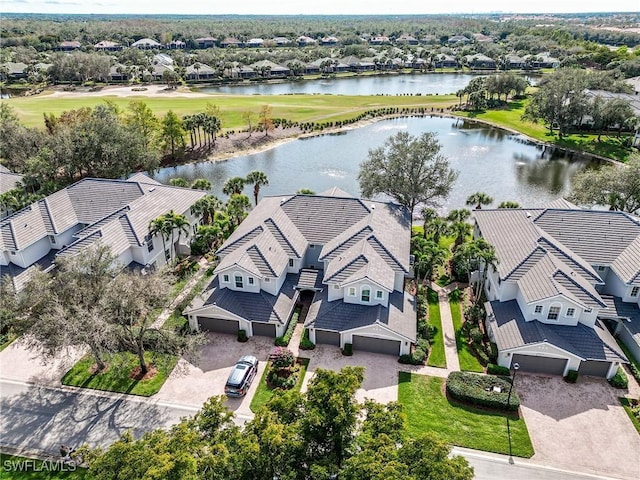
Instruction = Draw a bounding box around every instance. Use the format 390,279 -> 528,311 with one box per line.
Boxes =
0,174 -> 205,290
474,206 -> 639,379
185,189 -> 416,356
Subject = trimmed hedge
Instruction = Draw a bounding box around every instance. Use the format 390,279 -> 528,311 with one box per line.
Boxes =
609,367 -> 628,389
237,329 -> 248,342
275,309 -> 300,347
342,343 -> 353,356
446,371 -> 521,412
299,328 -> 315,350
486,363 -> 511,376
565,369 -> 579,383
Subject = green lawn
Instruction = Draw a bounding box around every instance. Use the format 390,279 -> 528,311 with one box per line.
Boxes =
456,99 -> 632,162
449,294 -> 484,373
0,334 -> 17,352
0,454 -> 87,479
61,351 -> 178,396
426,289 -> 446,368
398,372 -> 534,457
6,92 -> 457,129
250,357 -> 309,413
620,398 -> 640,435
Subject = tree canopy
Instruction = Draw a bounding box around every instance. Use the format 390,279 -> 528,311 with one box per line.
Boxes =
358,131 -> 458,214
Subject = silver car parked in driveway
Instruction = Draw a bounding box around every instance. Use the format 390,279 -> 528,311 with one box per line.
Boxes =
224,355 -> 259,397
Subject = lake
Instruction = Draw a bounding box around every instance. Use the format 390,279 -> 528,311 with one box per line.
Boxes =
152,116 -> 597,214
200,73 -> 538,96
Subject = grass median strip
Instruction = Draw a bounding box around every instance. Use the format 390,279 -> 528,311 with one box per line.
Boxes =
450,294 -> 484,373
61,351 -> 178,397
398,372 -> 534,458
426,288 -> 446,368
250,357 -> 310,413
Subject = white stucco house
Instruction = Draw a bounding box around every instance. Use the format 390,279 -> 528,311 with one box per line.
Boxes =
0,173 -> 205,290
474,201 -> 638,379
185,188 -> 417,356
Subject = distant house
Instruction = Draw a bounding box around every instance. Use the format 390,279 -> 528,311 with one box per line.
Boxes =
272,37 -> 291,47
131,38 -> 162,49
94,41 -> 123,51
505,54 -> 526,69
396,34 -> 418,45
149,64 -> 174,81
185,188 -> 416,355
432,54 -> 458,68
195,37 -> 218,49
59,41 -> 81,51
108,63 -> 128,82
249,60 -> 291,78
341,56 -> 376,72
167,40 -> 186,49
0,174 -> 205,291
221,37 -> 243,48
321,36 -> 339,46
0,62 -> 28,80
526,52 -> 560,69
246,38 -> 264,48
153,53 -> 174,66
0,165 -> 23,195
224,63 -> 255,79
297,36 -> 317,47
369,36 -> 390,45
464,53 -> 496,69
473,33 -> 494,43
185,63 -> 217,81
475,204 -> 639,379
448,35 -> 470,45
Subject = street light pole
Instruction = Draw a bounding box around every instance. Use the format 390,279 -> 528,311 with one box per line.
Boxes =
507,362 -> 520,463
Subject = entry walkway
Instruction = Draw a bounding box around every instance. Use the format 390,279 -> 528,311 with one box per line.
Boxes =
429,281 -> 463,372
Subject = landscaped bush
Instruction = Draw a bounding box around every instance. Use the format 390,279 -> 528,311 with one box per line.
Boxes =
446,371 -> 521,412
275,309 -> 300,346
488,342 -> 498,363
270,347 -> 294,368
464,304 -> 485,325
299,329 -> 315,350
629,364 -> 640,384
469,327 -> 484,344
342,343 -> 353,356
609,367 -> 628,389
174,257 -> 199,279
486,363 -> 511,376
565,369 -> 579,383
237,329 -> 248,342
399,339 -> 429,365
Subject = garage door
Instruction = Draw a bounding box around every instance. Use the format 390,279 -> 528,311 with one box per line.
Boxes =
512,354 -> 567,376
197,316 -> 239,334
315,329 -> 340,346
352,335 -> 401,356
252,322 -> 276,337
579,360 -> 611,377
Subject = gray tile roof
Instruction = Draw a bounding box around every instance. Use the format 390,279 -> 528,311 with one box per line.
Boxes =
323,240 -> 395,290
188,275 -> 298,325
487,300 -> 626,362
611,236 -> 640,284
305,287 -> 416,341
296,268 -> 324,290
533,209 -> 640,265
599,294 -> 640,346
0,171 -> 24,195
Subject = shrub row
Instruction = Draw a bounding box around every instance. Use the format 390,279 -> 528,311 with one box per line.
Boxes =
446,371 -> 520,412
275,309 -> 300,347
609,367 -> 629,389
398,338 -> 429,365
486,363 -> 511,376
565,369 -> 579,383
299,328 -> 315,350
628,363 -> 640,385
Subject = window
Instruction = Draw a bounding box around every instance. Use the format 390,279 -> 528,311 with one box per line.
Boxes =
361,288 -> 371,302
566,307 -> 575,317
631,286 -> 640,297
585,308 -> 592,313
348,287 -> 356,297
289,259 -> 294,267
147,237 -> 154,252
248,277 -> 254,285
534,305 -> 543,314
547,306 -> 560,320
375,290 -> 383,299
222,274 -> 230,283
235,275 -> 243,288
309,244 -> 316,249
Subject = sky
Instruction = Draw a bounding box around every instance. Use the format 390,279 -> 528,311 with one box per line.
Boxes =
2,0 -> 639,15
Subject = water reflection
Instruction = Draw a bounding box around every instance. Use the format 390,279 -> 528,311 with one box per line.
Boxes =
152,116 -> 597,212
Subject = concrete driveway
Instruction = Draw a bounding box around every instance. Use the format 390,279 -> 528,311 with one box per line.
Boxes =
516,374 -> 640,480
154,333 -> 274,415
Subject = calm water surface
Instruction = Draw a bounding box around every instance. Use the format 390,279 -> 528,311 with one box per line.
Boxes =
152,116 -> 596,213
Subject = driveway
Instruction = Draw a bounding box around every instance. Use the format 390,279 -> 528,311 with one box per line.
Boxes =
154,333 -> 274,415
516,374 -> 640,480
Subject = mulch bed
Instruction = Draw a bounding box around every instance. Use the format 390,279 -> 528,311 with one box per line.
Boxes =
129,364 -> 158,381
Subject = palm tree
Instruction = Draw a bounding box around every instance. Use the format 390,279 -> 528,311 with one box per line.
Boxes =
450,221 -> 471,248
245,170 -> 269,206
190,194 -> 222,225
466,192 -> 494,210
414,241 -> 447,284
148,215 -> 172,261
498,201 -> 520,209
222,176 -> 246,196
454,239 -> 498,304
420,207 -> 438,238
226,194 -> 251,227
164,210 -> 190,262
446,208 -> 471,224
425,217 -> 449,244
191,178 -> 212,191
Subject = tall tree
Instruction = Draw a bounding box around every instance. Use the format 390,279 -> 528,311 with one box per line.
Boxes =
222,176 -> 246,196
358,131 -> 458,215
161,110 -> 186,159
226,194 -> 251,227
466,192 -> 494,210
191,178 -> 212,191
258,104 -> 274,137
569,155 -> 640,214
191,194 -> 222,225
245,170 -> 269,206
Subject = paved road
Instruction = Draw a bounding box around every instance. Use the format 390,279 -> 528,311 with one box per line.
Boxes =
0,378 -> 628,480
